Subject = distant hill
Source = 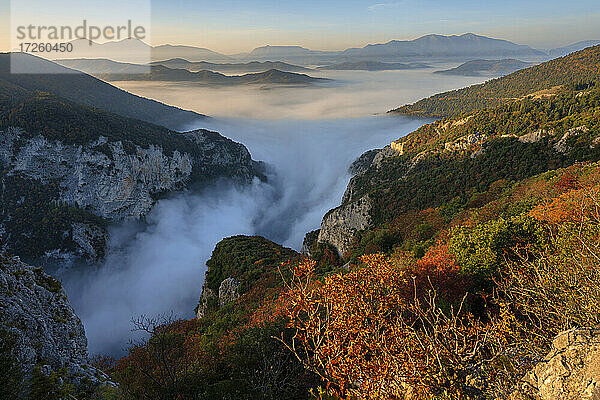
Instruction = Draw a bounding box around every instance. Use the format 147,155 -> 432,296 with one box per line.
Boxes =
434,59 -> 532,77
26,39 -> 233,64
56,58 -> 327,85
343,33 -> 545,59
152,44 -> 233,63
0,53 -> 205,129
391,44 -> 600,117
547,40 -> 600,58
54,58 -> 150,74
316,61 -> 430,71
150,59 -> 312,73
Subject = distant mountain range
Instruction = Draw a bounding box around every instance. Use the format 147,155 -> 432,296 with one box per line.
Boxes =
434,59 -> 533,77
22,34 -> 600,68
150,59 -> 312,73
1,53 -> 205,129
54,58 -> 327,85
341,33 -> 545,59
316,61 -> 431,71
31,33 -> 594,65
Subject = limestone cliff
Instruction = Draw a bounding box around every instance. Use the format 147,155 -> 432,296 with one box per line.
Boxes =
0,126 -> 264,259
317,196 -> 372,257
314,146 -> 397,256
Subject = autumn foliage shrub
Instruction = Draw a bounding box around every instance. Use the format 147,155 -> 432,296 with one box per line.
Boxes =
280,255 -> 523,399
499,183 -> 600,335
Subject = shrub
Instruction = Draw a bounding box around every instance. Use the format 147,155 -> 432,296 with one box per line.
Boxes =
449,213 -> 546,278
280,256 -> 521,399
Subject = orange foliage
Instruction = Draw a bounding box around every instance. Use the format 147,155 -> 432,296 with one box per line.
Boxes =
530,184 -> 600,225
281,255 -> 513,399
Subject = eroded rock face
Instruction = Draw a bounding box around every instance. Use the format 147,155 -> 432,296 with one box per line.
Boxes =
317,195 -> 372,256
0,254 -> 109,391
218,278 -> 240,307
0,126 -> 263,259
195,278 -> 240,318
195,287 -> 216,319
317,147 -> 391,256
511,328 -> 600,400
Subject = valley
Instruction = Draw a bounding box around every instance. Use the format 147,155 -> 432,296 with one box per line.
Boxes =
2,14 -> 600,397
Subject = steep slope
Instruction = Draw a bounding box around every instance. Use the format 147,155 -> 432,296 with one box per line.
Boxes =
318,80 -> 600,256
391,44 -> 600,117
1,53 -> 205,130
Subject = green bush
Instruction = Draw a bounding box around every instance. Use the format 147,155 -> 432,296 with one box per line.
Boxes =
449,213 -> 546,277
30,365 -> 73,400
0,329 -> 23,399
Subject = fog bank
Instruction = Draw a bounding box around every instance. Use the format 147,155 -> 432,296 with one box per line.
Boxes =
57,115 -> 426,355
113,69 -> 485,119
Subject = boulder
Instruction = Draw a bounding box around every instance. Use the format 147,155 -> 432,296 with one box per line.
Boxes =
511,328 -> 600,400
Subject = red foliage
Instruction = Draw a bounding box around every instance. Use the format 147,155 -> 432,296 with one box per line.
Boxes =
413,240 -> 471,302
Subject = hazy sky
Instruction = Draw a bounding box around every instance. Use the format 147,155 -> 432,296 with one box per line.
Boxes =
1,0 -> 599,53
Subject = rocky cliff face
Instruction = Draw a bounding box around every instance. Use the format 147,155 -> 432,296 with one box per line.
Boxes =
317,196 -> 372,257
195,277 -> 241,319
0,126 -> 264,259
511,328 -> 600,400
313,147 -> 398,256
0,254 -> 109,395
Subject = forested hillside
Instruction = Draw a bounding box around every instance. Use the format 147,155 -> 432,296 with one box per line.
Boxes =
0,53 -> 205,130
391,44 -> 600,117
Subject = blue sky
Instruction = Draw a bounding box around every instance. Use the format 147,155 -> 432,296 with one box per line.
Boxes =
2,0 -> 600,53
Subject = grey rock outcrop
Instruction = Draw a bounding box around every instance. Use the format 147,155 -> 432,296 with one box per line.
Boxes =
0,126 -> 263,259
317,146 -> 395,257
342,146 -> 397,205
301,229 -> 320,256
0,254 -> 109,392
554,126 -> 590,153
195,287 -> 216,319
518,129 -> 551,143
317,195 -> 372,256
348,149 -> 381,176
71,223 -> 108,260
218,278 -> 240,307
511,328 -> 600,400
195,277 -> 240,318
